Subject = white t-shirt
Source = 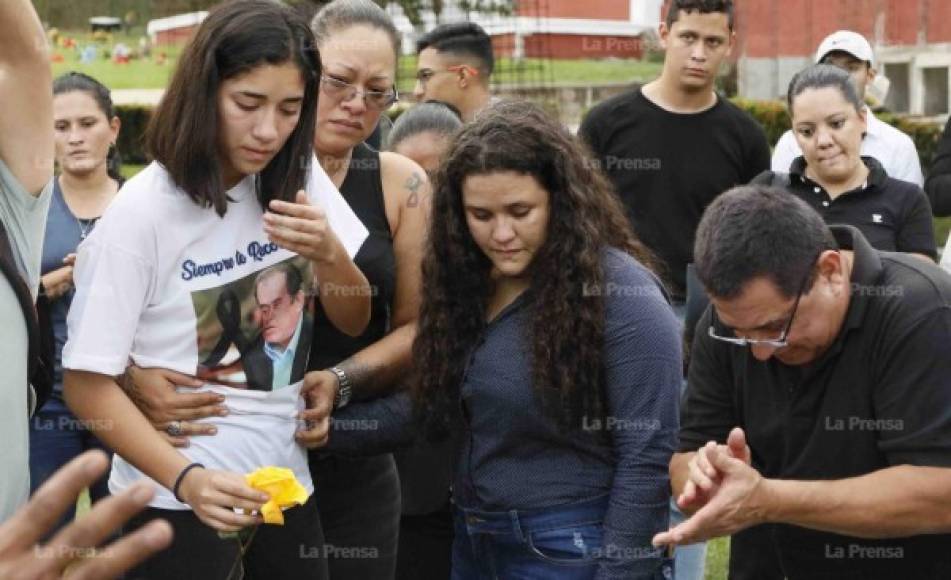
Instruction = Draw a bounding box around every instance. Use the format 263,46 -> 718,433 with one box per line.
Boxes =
772,106 -> 924,186
63,159 -> 367,509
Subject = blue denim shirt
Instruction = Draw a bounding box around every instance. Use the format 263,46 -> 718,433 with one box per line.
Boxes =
328,248 -> 682,578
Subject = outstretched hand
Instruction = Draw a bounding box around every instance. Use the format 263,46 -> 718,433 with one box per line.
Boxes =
0,450 -> 172,580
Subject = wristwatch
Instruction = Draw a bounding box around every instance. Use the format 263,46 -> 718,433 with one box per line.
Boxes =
329,366 -> 352,409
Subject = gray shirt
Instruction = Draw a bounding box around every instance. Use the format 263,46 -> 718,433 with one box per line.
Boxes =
0,159 -> 51,521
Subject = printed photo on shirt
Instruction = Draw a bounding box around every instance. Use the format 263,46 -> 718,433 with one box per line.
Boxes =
191,257 -> 314,391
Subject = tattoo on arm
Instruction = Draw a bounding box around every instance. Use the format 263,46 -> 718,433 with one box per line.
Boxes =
405,172 -> 423,208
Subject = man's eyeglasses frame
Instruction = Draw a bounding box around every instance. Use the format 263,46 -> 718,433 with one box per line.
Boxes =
707,254 -> 820,349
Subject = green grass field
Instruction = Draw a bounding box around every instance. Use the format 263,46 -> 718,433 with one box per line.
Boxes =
48,30 -> 659,92
120,164 -> 144,180
49,30 -> 182,89
397,56 -> 660,93
52,56 -> 177,89
934,216 -> 951,248
705,537 -> 730,580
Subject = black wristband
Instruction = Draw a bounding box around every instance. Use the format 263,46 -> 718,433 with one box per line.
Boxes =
172,462 -> 204,503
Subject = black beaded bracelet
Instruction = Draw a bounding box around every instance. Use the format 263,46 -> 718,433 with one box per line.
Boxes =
172,462 -> 204,503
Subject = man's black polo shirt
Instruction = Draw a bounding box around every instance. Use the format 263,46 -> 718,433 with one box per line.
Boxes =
754,156 -> 936,259
680,226 -> 951,579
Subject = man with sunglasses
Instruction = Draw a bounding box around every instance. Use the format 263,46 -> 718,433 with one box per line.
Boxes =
654,185 -> 951,579
414,22 -> 493,122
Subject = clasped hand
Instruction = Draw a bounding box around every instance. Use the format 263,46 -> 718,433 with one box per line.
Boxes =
653,427 -> 772,547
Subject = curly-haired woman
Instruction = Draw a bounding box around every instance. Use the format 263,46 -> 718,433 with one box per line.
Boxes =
327,100 -> 681,579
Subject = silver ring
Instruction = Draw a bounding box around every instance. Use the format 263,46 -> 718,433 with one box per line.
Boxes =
166,421 -> 183,436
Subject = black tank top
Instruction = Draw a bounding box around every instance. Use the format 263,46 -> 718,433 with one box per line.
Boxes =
309,143 -> 396,369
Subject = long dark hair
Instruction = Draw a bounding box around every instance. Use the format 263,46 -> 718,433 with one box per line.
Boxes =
145,0 -> 320,216
414,100 -> 663,438
53,72 -> 122,182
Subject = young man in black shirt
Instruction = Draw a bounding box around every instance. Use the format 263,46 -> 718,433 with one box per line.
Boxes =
656,185 -> 951,579
581,2 -> 769,576
580,0 -> 769,307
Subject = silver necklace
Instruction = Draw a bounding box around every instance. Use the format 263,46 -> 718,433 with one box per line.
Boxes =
76,216 -> 98,240
60,178 -> 112,240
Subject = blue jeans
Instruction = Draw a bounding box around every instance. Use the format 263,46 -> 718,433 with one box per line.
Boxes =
29,399 -> 111,531
670,298 -> 708,580
451,495 -> 672,579
669,499 -> 707,580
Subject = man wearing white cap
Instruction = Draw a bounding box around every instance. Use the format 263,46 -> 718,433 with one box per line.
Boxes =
771,30 -> 924,186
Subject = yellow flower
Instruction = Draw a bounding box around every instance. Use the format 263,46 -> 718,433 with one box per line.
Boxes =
245,466 -> 309,525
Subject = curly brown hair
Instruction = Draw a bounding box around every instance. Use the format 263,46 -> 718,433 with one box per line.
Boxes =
413,100 -> 664,438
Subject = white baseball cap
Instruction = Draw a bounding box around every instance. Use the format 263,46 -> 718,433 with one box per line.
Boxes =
815,30 -> 874,66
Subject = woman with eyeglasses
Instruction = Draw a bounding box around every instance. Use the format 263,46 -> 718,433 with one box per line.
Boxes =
306,1 -> 431,578
754,64 -> 936,261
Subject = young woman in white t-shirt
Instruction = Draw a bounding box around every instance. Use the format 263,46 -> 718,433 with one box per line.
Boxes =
62,1 -> 370,578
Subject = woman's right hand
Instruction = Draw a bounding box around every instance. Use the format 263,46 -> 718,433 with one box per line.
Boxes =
122,366 -> 228,447
177,467 -> 268,532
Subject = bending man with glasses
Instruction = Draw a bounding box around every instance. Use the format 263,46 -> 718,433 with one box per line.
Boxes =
654,184 -> 951,580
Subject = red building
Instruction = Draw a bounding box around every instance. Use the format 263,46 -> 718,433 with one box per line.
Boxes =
482,0 -> 663,59
734,0 -> 951,116
146,12 -> 207,46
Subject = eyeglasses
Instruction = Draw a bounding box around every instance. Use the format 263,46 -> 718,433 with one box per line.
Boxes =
257,294 -> 289,318
707,256 -> 818,349
415,65 -> 479,85
319,75 -> 399,110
